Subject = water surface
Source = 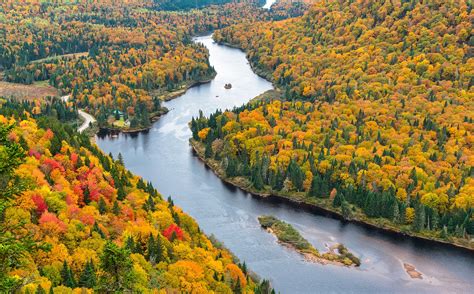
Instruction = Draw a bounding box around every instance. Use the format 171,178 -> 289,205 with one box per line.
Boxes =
96,35 -> 474,294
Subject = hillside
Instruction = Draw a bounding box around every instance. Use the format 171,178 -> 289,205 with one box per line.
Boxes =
0,108 -> 272,293
0,0 -> 303,131
192,0 -> 473,247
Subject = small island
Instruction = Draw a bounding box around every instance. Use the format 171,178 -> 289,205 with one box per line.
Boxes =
403,263 -> 423,279
224,83 -> 232,89
258,215 -> 360,267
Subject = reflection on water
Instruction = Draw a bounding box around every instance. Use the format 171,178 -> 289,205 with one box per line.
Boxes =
96,35 -> 474,293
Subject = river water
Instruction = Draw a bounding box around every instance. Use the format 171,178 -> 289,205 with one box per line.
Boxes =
96,35 -> 474,293
263,0 -> 276,9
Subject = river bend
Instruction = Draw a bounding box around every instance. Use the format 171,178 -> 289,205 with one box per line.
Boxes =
96,35 -> 474,294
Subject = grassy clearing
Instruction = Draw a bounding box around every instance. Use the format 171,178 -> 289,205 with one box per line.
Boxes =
31,52 -> 89,64
0,81 -> 59,101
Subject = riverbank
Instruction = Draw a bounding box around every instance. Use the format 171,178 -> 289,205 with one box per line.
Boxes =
97,75 -> 216,134
190,139 -> 474,252
215,41 -> 274,82
154,74 -> 216,102
99,107 -> 169,134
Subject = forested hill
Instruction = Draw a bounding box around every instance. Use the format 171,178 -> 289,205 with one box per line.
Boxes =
0,0 -> 303,131
193,0 -> 473,247
152,0 -> 245,11
0,104 -> 272,292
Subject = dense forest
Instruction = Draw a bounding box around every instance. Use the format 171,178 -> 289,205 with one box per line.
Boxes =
0,101 -> 275,293
152,0 -> 239,11
0,0 -> 305,131
192,0 -> 473,247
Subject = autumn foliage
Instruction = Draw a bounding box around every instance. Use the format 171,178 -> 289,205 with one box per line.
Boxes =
0,0 -> 304,130
194,0 -> 473,244
0,114 -> 256,293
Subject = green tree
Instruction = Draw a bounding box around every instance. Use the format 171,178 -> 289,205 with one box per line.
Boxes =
0,123 -> 49,292
98,197 -> 107,214
341,201 -> 352,220
78,260 -> 96,288
98,241 -> 134,292
112,201 -> 121,215
117,153 -> 124,166
60,261 -> 76,288
308,173 -> 321,197
83,186 -> 91,205
413,204 -> 425,232
332,191 -> 344,207
287,159 -> 304,191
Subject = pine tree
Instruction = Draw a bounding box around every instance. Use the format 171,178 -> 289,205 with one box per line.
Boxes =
440,225 -> 448,239
251,164 -> 264,190
112,201 -> 120,215
125,236 -> 135,252
78,260 -> 96,288
225,156 -> 237,177
154,235 -> 163,263
98,241 -> 134,292
204,141 -> 213,158
61,261 -> 75,288
413,204 -> 425,232
287,159 -> 304,191
146,234 -> 155,262
84,156 -> 91,168
332,191 -> 344,207
319,178 -> 329,198
392,202 -> 400,223
83,186 -> 91,205
242,261 -> 247,275
341,201 -> 352,220
117,186 -> 126,201
145,196 -> 156,212
98,197 -> 107,214
308,173 -> 320,197
93,223 -> 106,239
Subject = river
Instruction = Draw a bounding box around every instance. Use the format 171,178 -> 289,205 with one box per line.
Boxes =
96,35 -> 474,293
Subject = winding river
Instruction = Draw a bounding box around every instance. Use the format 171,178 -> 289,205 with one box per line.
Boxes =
96,35 -> 474,293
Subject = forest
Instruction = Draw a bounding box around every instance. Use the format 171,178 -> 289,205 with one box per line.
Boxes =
0,100 -> 274,293
192,0 -> 473,247
0,0 -> 305,131
0,0 -> 317,291
2,0 -> 473,292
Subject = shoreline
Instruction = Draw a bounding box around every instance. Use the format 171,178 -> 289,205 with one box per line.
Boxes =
155,74 -> 216,102
266,227 -> 347,267
190,139 -> 474,253
94,75 -> 216,136
99,108 -> 169,135
260,218 -> 359,267
214,40 -> 275,83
